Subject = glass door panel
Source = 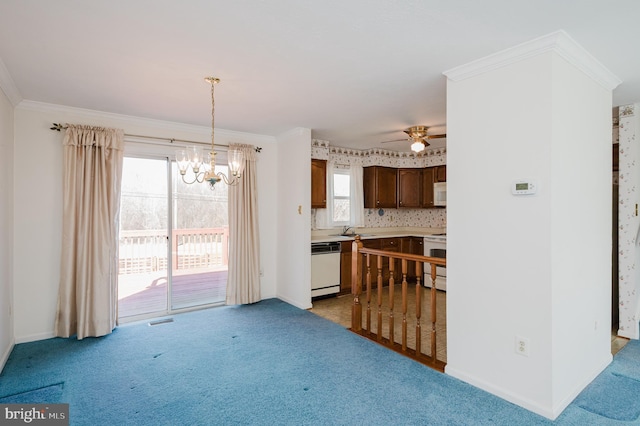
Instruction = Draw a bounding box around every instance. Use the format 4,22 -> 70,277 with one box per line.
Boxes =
118,157 -> 169,318
171,164 -> 229,309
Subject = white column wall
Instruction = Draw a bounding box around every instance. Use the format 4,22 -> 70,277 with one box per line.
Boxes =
446,45 -> 615,418
276,128 -> 312,309
0,87 -> 14,369
12,102 -> 279,342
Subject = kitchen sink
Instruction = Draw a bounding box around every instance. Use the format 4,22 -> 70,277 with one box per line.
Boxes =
328,233 -> 374,237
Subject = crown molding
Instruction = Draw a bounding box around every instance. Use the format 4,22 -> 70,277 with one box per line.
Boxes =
17,100 -> 276,144
0,57 -> 23,106
443,30 -> 621,91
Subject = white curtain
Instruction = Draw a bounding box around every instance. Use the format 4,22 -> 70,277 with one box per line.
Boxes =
350,163 -> 365,227
55,125 -> 124,339
315,161 -> 335,229
226,144 -> 261,305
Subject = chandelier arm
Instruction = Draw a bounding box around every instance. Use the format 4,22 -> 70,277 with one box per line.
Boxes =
180,172 -> 205,185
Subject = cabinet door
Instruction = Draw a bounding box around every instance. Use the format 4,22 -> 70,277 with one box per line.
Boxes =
340,241 -> 352,294
398,169 -> 422,208
376,167 -> 397,208
380,238 -> 400,282
436,165 -> 447,182
422,167 -> 435,208
311,159 -> 327,209
363,167 -> 397,209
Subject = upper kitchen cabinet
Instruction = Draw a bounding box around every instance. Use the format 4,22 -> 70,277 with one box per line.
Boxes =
435,165 -> 446,182
311,159 -> 327,208
398,168 -> 422,208
364,166 -> 397,208
422,167 -> 436,208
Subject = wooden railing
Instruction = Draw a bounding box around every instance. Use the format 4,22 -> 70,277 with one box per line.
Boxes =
350,235 -> 447,371
119,227 -> 229,274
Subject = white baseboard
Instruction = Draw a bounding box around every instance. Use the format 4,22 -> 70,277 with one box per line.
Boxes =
15,330 -> 55,344
276,294 -> 312,310
0,339 -> 14,373
445,353 -> 613,420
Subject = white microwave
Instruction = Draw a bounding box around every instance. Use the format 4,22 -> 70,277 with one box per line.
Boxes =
434,182 -> 446,207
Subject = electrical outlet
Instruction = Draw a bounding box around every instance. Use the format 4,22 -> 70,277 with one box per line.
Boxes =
515,336 -> 530,357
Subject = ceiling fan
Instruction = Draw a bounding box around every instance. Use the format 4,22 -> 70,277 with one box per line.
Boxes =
380,125 -> 446,153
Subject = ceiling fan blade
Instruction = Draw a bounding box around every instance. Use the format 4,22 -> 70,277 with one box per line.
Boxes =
426,133 -> 446,139
380,138 -> 409,144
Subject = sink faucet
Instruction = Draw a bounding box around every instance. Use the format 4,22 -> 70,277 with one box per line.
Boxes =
341,226 -> 354,236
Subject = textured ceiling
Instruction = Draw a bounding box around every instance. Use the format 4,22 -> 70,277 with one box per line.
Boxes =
0,0 -> 638,151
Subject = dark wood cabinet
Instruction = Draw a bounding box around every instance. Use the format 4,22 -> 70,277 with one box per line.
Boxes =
422,167 -> 436,208
340,241 -> 353,294
363,166 -> 397,208
435,165 -> 446,183
311,159 -> 327,209
340,236 -> 426,293
397,169 -> 422,208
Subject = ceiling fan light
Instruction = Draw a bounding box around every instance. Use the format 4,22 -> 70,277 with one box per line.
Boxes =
410,140 -> 425,153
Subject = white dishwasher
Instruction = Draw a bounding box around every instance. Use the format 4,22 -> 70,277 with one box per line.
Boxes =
311,242 -> 341,297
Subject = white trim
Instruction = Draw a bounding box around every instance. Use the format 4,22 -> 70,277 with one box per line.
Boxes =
445,353 -> 612,420
14,330 -> 55,344
0,57 -> 22,106
443,30 -> 621,91
16,100 -> 277,145
0,340 -> 14,373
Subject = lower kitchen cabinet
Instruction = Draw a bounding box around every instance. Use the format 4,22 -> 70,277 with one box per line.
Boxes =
340,241 -> 353,295
341,237 -> 423,294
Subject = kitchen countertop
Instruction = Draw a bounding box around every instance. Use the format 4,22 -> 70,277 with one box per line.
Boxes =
311,227 -> 445,243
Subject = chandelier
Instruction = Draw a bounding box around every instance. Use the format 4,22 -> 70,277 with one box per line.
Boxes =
176,77 -> 244,188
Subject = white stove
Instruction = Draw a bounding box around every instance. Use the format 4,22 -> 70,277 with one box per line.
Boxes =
424,233 -> 446,291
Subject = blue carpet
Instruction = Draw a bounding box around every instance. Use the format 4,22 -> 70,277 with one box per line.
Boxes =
0,298 -> 639,425
0,382 -> 64,404
574,372 -> 640,421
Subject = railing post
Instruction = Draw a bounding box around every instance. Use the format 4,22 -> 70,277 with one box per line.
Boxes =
415,261 -> 422,357
401,258 -> 408,352
351,236 -> 364,332
430,263 -> 438,360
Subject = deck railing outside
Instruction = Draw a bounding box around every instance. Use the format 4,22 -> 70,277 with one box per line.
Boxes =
351,235 -> 447,371
119,227 -> 229,274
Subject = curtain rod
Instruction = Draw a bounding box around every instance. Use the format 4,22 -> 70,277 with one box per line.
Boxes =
50,123 -> 262,152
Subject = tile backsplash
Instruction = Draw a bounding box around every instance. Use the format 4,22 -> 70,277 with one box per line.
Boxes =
311,139 -> 446,230
364,207 -> 446,228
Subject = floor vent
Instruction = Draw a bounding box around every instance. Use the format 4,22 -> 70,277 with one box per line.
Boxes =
148,318 -> 174,326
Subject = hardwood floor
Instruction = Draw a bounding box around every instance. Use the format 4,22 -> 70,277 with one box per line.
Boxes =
311,289 -> 629,362
311,284 -> 448,363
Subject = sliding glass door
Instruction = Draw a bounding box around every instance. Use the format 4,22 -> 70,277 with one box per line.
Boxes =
117,156 -> 229,320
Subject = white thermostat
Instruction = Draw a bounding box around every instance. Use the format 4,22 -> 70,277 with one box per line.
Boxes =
511,179 -> 538,195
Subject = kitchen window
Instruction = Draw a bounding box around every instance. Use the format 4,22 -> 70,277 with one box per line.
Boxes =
332,169 -> 351,224
324,163 -> 364,228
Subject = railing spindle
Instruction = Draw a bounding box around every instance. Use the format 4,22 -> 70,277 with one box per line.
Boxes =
401,259 -> 408,352
415,261 -> 422,357
388,258 -> 395,345
377,255 -> 383,341
431,263 -> 437,359
365,253 -> 372,333
351,237 -> 363,333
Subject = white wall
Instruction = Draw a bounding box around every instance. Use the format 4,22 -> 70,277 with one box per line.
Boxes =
445,32 -> 617,419
0,86 -> 14,368
12,102 -> 279,342
276,128 -> 312,309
